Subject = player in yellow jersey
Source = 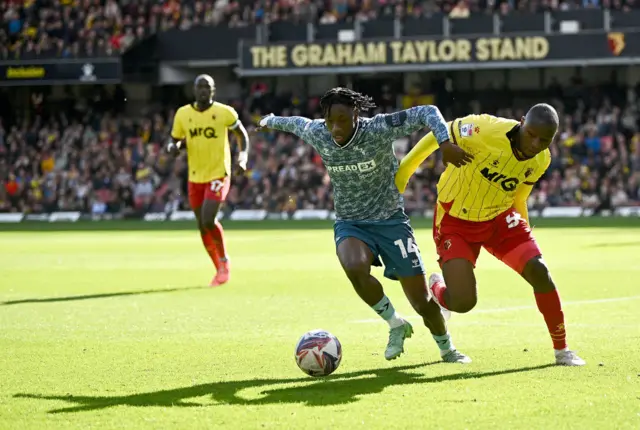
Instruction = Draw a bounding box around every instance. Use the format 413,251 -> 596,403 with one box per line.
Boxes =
167,75 -> 250,287
396,104 -> 586,366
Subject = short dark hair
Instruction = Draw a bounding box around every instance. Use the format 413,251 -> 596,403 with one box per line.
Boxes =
526,103 -> 559,127
320,87 -> 376,116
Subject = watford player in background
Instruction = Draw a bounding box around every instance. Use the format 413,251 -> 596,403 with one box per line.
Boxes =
396,103 -> 586,366
167,75 -> 250,287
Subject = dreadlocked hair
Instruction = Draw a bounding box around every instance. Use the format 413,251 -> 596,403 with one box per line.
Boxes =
320,87 -> 377,116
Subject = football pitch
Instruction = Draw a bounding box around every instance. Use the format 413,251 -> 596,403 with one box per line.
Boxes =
1,223 -> 639,429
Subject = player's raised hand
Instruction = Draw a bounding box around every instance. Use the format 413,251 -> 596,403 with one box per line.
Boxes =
256,114 -> 275,132
440,140 -> 474,167
166,140 -> 181,157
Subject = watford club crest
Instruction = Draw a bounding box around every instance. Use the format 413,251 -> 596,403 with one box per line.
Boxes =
607,33 -> 625,56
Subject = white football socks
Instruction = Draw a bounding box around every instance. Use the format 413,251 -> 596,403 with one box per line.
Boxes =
371,295 -> 406,329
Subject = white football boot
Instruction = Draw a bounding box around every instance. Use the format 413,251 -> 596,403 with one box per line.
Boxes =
441,348 -> 472,364
555,348 -> 586,366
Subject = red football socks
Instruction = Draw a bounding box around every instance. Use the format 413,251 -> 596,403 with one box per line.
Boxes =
200,231 -> 221,270
431,280 -> 450,310
209,221 -> 228,263
534,290 -> 568,350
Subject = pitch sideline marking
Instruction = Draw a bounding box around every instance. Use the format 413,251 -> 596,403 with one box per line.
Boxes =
350,295 -> 640,324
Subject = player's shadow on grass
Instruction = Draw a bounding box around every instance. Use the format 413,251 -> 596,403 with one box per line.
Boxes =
1,286 -> 206,306
15,362 -> 555,414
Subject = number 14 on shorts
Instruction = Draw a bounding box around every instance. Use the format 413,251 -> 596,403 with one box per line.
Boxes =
394,238 -> 419,259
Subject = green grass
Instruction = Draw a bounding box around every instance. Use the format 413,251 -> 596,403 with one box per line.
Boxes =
1,226 -> 639,429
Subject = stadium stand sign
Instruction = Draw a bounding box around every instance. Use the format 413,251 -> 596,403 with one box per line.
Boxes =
238,31 -> 639,76
0,58 -> 121,86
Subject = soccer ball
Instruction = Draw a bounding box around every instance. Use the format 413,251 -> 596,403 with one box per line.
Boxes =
294,329 -> 342,377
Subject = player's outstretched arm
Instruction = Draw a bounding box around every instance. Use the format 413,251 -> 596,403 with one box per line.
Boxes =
395,129 -> 442,193
375,105 -> 451,143
257,114 -> 312,138
395,121 -> 474,193
377,106 -> 473,169
406,105 -> 451,143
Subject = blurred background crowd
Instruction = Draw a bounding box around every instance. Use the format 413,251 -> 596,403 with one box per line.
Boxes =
3,0 -> 640,60
1,76 -> 639,217
1,0 -> 639,217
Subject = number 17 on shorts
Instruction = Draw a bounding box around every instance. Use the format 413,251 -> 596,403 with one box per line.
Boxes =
187,177 -> 231,208
206,177 -> 231,201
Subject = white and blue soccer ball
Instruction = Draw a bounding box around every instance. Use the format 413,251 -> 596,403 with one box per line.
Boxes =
294,329 -> 342,377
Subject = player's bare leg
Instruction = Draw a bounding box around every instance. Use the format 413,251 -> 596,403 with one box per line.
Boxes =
337,238 -> 413,360
430,258 -> 479,314
201,200 -> 229,287
521,256 -> 586,366
399,274 -> 471,363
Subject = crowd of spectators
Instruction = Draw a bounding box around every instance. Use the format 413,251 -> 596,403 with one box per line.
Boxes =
2,0 -> 638,61
1,81 -> 639,218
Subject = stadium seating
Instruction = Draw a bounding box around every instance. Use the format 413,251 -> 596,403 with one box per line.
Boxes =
2,0 -> 632,60
1,0 -> 150,59
1,86 -> 638,215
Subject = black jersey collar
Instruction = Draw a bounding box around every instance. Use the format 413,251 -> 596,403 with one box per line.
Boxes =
507,124 -> 532,161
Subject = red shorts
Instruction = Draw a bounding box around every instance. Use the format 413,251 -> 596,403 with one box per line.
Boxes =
433,206 -> 542,274
188,177 -> 231,209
